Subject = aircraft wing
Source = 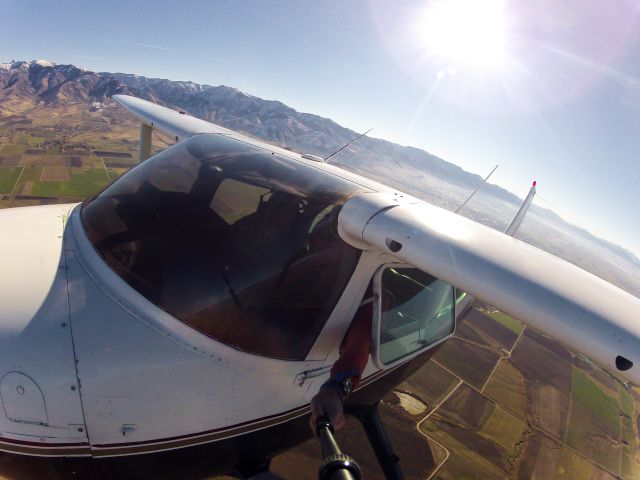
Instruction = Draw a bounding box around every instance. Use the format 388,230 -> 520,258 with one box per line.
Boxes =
340,194 -> 640,384
112,94 -> 300,159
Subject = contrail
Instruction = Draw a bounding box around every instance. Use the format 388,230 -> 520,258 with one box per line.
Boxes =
537,41 -> 639,88
99,39 -> 177,53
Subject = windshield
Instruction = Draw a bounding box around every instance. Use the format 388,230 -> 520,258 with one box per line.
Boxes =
81,134 -> 366,360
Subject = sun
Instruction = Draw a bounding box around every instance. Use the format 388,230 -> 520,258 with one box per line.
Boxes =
415,0 -> 508,71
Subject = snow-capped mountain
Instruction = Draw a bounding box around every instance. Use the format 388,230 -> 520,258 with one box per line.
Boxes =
1,59 -> 639,298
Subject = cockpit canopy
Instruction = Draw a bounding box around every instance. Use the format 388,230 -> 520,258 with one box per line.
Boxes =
82,134 -> 367,360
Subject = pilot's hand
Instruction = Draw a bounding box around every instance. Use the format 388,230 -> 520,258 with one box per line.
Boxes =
309,387 -> 345,432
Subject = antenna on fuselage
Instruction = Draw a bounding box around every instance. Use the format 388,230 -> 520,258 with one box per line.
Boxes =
454,164 -> 499,214
324,128 -> 373,163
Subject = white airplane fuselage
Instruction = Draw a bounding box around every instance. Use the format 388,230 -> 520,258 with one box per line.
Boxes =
0,190 -> 435,477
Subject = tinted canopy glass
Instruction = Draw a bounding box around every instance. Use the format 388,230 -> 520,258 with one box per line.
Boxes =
82,134 -> 365,360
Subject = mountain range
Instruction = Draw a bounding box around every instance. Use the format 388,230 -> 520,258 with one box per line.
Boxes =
1,59 -> 639,297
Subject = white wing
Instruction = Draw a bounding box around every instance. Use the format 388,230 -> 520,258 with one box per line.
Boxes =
340,193 -> 640,383
112,94 -> 300,159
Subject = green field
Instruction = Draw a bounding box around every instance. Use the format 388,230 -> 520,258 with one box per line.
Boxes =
0,167 -> 23,194
565,368 -> 622,474
13,165 -> 42,191
617,383 -> 634,416
105,166 -> 131,181
571,369 -> 620,428
478,403 -> 528,456
30,169 -> 110,198
0,144 -> 27,155
616,384 -> 639,479
483,360 -> 527,418
27,136 -> 45,146
566,402 -> 619,474
555,447 -> 597,479
487,310 -> 525,335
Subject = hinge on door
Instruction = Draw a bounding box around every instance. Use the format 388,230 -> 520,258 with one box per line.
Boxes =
294,365 -> 332,387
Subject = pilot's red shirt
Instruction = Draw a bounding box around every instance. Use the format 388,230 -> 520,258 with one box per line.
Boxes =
329,299 -> 373,388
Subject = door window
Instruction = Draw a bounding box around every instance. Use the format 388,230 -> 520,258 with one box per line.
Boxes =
373,266 -> 456,368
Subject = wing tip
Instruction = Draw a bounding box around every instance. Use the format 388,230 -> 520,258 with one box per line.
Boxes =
111,94 -> 128,107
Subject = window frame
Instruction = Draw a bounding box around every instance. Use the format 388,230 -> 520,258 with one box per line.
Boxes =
371,263 -> 457,370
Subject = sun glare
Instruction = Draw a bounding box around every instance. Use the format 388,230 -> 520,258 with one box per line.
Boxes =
373,0 -> 640,112
417,0 -> 508,71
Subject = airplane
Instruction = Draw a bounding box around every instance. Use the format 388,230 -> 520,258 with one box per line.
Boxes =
0,94 -> 638,480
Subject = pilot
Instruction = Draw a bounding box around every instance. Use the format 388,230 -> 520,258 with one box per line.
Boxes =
309,292 -> 374,431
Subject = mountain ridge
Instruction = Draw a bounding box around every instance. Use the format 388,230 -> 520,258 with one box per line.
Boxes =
1,59 -> 639,296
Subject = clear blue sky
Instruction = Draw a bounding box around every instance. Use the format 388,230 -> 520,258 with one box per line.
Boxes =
2,0 -> 640,256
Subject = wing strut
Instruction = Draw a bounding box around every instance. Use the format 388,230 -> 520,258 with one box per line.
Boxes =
505,180 -> 536,236
345,404 -> 403,480
457,180 -> 538,316
140,124 -> 152,162
325,128 -> 373,163
455,164 -> 499,214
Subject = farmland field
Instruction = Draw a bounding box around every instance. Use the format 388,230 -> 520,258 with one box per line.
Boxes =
0,167 -> 22,194
484,360 -> 527,418
31,169 -> 109,198
478,404 -> 529,456
0,145 -> 27,155
274,303 -> 640,479
485,308 -> 525,335
396,359 -> 460,415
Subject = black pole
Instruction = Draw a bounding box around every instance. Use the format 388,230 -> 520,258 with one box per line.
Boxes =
316,418 -> 361,480
344,403 -> 404,480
